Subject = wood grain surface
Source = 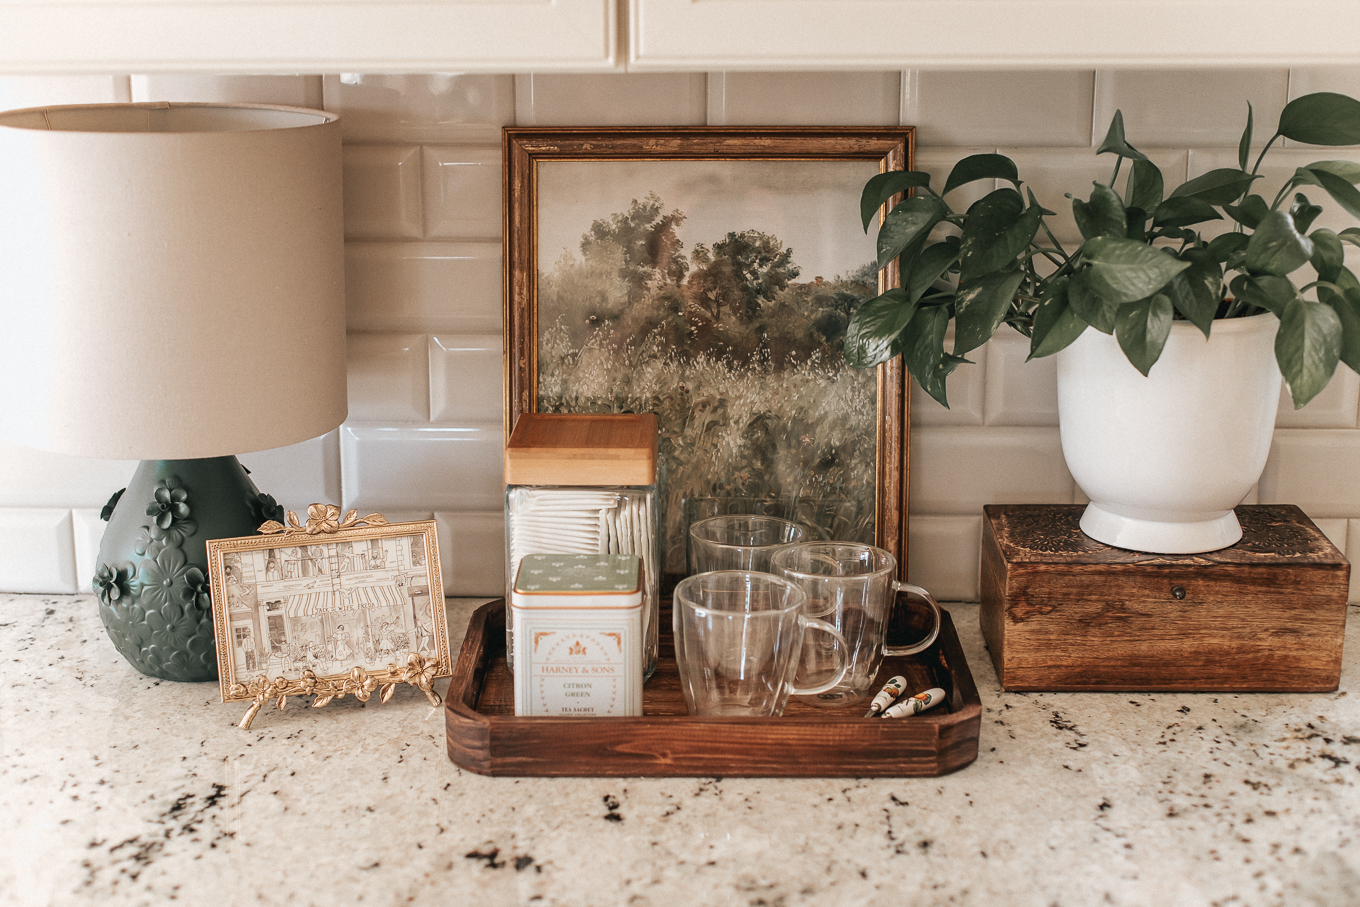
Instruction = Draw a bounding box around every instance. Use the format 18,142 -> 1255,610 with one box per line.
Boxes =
445,599 -> 981,777
980,504 -> 1351,692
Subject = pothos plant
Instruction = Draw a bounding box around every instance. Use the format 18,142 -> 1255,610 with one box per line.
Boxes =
846,91 -> 1360,409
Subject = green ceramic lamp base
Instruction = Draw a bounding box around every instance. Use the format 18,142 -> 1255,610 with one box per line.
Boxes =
93,457 -> 284,682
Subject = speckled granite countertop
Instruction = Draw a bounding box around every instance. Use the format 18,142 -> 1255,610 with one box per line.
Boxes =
1,594 -> 1357,907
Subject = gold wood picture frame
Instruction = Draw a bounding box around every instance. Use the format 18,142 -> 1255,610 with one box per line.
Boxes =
505,127 -> 912,583
207,505 -> 451,729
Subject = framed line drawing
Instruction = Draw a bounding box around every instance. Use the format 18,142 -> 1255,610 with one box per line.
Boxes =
505,128 -> 912,584
207,506 -> 451,727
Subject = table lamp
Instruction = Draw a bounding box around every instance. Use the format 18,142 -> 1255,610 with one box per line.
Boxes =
0,102 -> 347,682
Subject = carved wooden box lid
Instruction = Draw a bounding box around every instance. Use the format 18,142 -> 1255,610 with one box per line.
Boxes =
984,504 -> 1347,568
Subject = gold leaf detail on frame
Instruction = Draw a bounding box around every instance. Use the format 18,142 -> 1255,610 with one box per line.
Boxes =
234,654 -> 446,729
253,504 -> 393,538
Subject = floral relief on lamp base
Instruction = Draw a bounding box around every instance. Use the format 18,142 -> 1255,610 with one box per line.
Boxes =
92,457 -> 284,682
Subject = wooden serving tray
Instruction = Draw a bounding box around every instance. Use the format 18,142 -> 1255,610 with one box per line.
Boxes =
444,600 -> 982,777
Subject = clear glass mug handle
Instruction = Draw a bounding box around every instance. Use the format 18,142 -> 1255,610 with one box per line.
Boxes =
789,616 -> 850,697
883,582 -> 942,657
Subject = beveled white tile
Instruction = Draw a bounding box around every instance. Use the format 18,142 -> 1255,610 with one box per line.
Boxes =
1258,429 -> 1360,517
0,441 -> 135,509
516,73 -> 706,126
238,430 -> 342,516
913,70 -> 1094,148
0,75 -> 130,110
905,514 -> 982,602
0,509 -> 77,593
909,426 -> 1073,515
435,511 -> 506,596
422,145 -> 501,240
340,423 -> 502,513
345,241 -> 501,334
985,329 -> 1059,426
1289,68 -> 1360,102
1093,69 -> 1288,147
322,74 -> 514,143
429,334 -> 503,425
347,332 -> 431,422
1002,148 -> 1187,245
1346,519 -> 1360,602
1276,366 -> 1359,429
709,71 -> 899,126
129,75 -> 323,108
342,145 -> 423,240
72,509 -> 105,590
911,327 -> 985,427
1189,147 -> 1360,240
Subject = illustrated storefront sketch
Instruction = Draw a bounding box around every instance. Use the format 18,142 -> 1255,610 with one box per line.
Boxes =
224,534 -> 436,678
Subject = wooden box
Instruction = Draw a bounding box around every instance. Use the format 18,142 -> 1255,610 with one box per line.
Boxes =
445,600 -> 982,777
980,504 -> 1350,692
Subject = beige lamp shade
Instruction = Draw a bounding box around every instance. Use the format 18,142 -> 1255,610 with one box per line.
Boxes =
0,102 -> 347,460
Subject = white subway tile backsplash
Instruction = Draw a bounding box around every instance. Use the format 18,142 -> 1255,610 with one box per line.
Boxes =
340,423 -> 502,513
1276,367 -> 1360,429
1093,69 -> 1288,147
0,509 -> 77,593
0,441 -> 135,509
0,75 -> 130,110
1259,429 -> 1360,517
342,145 -> 423,240
1289,68 -> 1360,102
913,70 -> 1094,148
422,145 -> 502,240
346,332 -> 431,422
429,334 -> 504,425
323,74 -> 514,143
909,426 -> 1074,515
516,73 -> 706,126
345,241 -> 502,334
906,514 -> 982,602
238,430 -> 342,516
1346,519 -> 1360,602
708,71 -> 900,126
72,509 -> 105,590
984,330 -> 1059,426
129,74 -> 323,108
436,511 -> 506,596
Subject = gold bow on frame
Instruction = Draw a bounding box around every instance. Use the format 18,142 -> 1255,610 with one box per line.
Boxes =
258,503 -> 389,538
230,652 -> 445,730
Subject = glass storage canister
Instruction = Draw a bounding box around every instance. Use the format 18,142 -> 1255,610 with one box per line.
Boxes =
504,412 -> 660,679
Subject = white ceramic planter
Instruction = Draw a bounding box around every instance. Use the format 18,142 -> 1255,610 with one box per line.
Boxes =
1056,313 -> 1281,554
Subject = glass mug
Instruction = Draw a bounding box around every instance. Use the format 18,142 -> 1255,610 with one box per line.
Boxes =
688,514 -> 806,574
672,571 -> 849,717
770,542 -> 942,709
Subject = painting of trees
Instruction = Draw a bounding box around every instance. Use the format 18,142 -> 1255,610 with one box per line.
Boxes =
536,177 -> 881,581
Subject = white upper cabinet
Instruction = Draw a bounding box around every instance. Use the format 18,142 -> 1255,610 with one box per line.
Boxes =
629,0 -> 1360,70
3,0 -> 1360,73
0,0 -> 616,73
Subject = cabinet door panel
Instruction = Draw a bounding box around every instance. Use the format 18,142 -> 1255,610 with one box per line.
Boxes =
0,0 -> 615,73
629,0 -> 1360,69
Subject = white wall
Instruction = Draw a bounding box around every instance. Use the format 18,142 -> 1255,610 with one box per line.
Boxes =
4,68 -> 1360,601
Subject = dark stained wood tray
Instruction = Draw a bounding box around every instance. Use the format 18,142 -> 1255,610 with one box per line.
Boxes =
444,600 -> 982,777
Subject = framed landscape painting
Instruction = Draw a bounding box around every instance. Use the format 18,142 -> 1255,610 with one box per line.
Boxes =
505,128 -> 913,584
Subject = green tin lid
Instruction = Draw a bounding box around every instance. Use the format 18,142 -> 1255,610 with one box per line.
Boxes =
514,554 -> 642,595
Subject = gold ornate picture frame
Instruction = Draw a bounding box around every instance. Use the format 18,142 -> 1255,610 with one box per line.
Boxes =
505,127 -> 913,583
207,505 -> 451,729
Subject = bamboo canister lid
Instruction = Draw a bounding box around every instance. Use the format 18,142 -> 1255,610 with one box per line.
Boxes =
504,413 -> 658,486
